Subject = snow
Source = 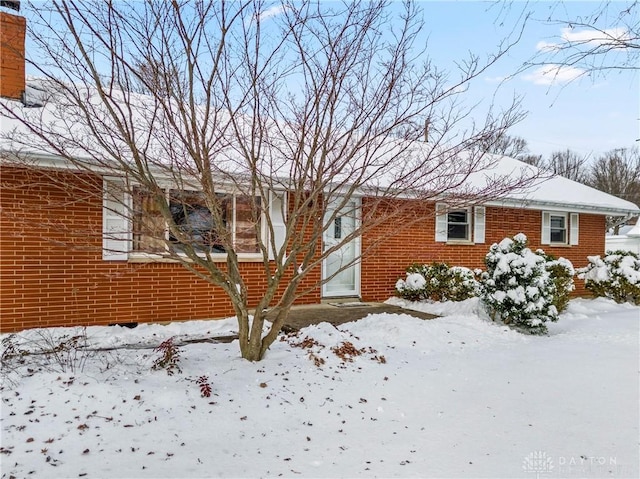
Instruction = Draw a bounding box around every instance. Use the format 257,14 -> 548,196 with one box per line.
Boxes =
395,272 -> 427,293
627,217 -> 640,238
480,154 -> 639,215
2,298 -> 638,478
2,80 -> 639,216
580,252 -> 640,285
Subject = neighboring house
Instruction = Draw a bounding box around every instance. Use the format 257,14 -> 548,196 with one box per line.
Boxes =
1,9 -> 639,333
606,217 -> 640,254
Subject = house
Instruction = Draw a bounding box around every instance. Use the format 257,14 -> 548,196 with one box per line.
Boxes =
605,217 -> 640,254
1,8 -> 639,333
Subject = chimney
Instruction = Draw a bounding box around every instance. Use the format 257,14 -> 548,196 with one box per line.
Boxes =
0,2 -> 26,100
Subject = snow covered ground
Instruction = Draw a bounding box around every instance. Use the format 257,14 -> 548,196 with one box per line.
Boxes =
1,297 -> 638,478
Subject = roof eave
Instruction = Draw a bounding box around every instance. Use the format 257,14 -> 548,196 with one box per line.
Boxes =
487,197 -> 640,218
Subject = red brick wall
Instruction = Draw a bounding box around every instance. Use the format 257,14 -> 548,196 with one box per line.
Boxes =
360,198 -> 606,302
1,167 -> 608,332
0,167 -> 320,332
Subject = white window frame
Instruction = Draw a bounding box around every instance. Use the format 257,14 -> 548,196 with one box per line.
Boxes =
541,211 -> 579,246
103,180 -> 287,262
435,203 -> 485,244
447,207 -> 472,241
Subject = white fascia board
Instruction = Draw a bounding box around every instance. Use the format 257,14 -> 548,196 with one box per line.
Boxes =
483,197 -> 640,217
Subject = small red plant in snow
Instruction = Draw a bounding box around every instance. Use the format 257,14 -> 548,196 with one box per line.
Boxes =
151,337 -> 182,375
196,375 -> 212,397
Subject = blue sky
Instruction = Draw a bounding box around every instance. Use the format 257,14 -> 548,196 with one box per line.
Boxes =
407,1 -> 638,159
18,1 -> 637,161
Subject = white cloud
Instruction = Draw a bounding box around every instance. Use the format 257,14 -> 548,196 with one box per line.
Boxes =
484,76 -> 506,83
535,40 -> 560,52
536,27 -> 631,51
256,5 -> 287,21
561,26 -> 630,45
522,65 -> 585,85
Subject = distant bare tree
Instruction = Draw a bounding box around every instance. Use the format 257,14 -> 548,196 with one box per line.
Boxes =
1,0 -> 534,361
547,149 -> 590,183
480,132 -> 535,160
589,147 -> 640,233
520,153 -> 544,168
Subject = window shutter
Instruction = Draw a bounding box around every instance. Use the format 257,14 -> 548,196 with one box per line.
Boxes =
103,178 -> 130,261
473,206 -> 486,244
541,211 -> 551,245
268,190 -> 287,261
569,213 -> 579,245
435,203 -> 447,242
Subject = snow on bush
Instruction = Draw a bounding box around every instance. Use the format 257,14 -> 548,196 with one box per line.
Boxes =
540,254 -> 575,313
395,262 -> 478,302
577,250 -> 640,305
478,233 -> 567,335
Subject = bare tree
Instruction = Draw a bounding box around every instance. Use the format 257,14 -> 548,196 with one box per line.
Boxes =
509,0 -> 639,81
479,131 -> 547,169
520,153 -> 545,167
538,1 -> 639,74
589,147 -> 640,233
1,0 -> 535,361
546,148 -> 590,183
480,132 -> 531,160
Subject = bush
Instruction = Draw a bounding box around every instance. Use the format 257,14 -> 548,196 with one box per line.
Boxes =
539,253 -> 575,313
395,262 -> 478,302
577,250 -> 640,305
478,233 -> 561,335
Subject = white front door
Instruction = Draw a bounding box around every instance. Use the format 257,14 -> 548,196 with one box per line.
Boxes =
322,198 -> 360,297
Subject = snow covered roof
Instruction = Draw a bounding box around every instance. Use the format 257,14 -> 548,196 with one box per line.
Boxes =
478,155 -> 640,216
1,79 -> 639,217
626,217 -> 640,237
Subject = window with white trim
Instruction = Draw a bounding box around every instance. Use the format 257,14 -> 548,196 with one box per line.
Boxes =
435,203 -> 485,243
133,187 -> 260,254
541,211 -> 579,246
447,209 -> 471,240
103,179 -> 287,261
550,214 -> 567,243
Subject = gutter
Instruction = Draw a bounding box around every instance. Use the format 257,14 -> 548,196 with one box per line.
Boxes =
484,197 -> 640,218
3,149 -> 639,218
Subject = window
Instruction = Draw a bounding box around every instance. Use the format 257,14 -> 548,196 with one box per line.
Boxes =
542,211 -> 579,246
133,187 -> 260,254
447,209 -> 470,240
549,214 -> 567,244
435,203 -> 485,244
132,187 -> 165,253
103,179 -> 286,262
168,190 -> 230,253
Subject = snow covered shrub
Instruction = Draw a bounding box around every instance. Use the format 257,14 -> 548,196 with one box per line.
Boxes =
394,267 -> 428,301
479,234 -> 558,335
395,262 -> 478,302
578,251 -> 640,305
438,266 -> 479,301
539,253 -> 575,313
